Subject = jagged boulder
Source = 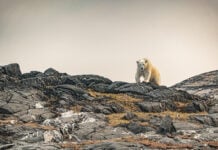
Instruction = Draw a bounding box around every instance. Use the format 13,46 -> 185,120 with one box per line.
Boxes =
157,115 -> 176,134
2,63 -> 22,77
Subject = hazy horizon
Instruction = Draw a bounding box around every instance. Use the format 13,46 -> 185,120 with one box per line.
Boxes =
0,0 -> 217,86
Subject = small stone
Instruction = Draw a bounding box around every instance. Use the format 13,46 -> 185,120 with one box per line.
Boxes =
44,130 -> 63,143
35,103 -> 44,109
122,112 -> 137,120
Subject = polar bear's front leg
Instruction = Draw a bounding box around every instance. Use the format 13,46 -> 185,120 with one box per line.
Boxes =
135,72 -> 141,83
144,71 -> 151,82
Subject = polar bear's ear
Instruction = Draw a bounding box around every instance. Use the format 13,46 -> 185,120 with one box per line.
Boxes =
136,61 -> 139,64
144,58 -> 148,63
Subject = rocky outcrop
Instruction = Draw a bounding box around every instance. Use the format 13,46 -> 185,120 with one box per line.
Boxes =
173,70 -> 218,101
0,63 -> 217,149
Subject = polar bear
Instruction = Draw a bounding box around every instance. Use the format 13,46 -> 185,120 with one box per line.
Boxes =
135,58 -> 161,85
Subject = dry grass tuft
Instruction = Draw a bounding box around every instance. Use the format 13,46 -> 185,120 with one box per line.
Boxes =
71,105 -> 82,112
60,142 -> 81,150
107,113 -> 130,126
119,136 -> 193,149
106,111 -> 208,126
61,136 -> 193,149
88,90 -> 142,111
18,122 -> 56,130
206,141 -> 218,148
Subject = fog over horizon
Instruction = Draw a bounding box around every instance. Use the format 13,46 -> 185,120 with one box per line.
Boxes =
0,0 -> 217,86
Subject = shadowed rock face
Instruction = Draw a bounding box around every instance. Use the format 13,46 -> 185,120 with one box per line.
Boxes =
0,63 -> 217,149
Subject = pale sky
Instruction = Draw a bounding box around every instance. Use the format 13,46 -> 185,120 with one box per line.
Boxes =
0,0 -> 217,86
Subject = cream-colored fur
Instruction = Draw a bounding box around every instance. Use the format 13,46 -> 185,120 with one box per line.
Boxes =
135,58 -> 161,85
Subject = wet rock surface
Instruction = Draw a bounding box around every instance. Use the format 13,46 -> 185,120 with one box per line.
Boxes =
0,63 -> 217,149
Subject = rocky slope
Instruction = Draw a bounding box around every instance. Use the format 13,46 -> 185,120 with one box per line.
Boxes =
0,63 -> 217,150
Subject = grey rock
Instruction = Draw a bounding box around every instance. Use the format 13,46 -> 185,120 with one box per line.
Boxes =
44,130 -> 63,143
3,63 -> 22,77
209,105 -> 218,114
11,142 -> 61,150
174,120 -> 203,130
137,102 -> 164,112
41,112 -> 56,120
89,83 -> 109,92
22,71 -> 41,79
83,142 -> 147,150
194,128 -> 218,141
44,68 -> 60,76
157,115 -> 176,134
86,127 -> 132,140
173,70 -> 218,100
190,113 -> 218,127
120,122 -> 152,134
159,137 -> 177,144
55,84 -> 91,100
209,113 -> 218,126
1,103 -> 29,114
20,130 -> 44,143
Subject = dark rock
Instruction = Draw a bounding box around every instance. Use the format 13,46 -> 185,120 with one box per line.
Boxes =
21,75 -> 64,89
109,82 -> 153,95
93,105 -> 112,114
120,122 -> 152,134
183,101 -> 208,113
63,75 -> 112,88
157,115 -> 176,134
22,71 -> 41,79
2,63 -> 22,77
44,68 -> 60,76
149,116 -> 162,127
146,87 -> 201,102
93,103 -> 124,114
0,66 -> 5,75
89,83 -> 109,92
83,142 -> 147,150
137,102 -> 164,112
0,144 -> 14,149
122,112 -> 137,120
53,84 -> 94,101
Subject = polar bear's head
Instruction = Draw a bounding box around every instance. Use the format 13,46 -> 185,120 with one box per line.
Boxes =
136,58 -> 149,72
